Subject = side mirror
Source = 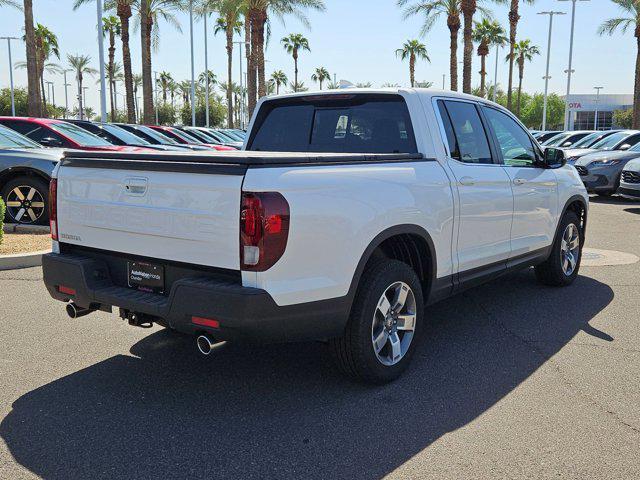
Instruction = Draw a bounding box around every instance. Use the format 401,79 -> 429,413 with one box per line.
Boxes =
39,137 -> 63,148
619,143 -> 631,151
543,147 -> 566,168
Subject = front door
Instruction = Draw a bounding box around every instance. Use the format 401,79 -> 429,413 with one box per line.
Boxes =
481,106 -> 558,258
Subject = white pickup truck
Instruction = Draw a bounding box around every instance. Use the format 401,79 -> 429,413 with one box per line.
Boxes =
43,89 -> 588,383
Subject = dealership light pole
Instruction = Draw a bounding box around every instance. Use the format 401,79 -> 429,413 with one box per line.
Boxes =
154,70 -> 159,124
203,6 -> 210,127
492,43 -> 502,103
234,40 -> 249,128
45,80 -> 55,106
189,0 -> 196,126
1,36 -> 19,116
96,0 -> 107,122
63,69 -> 72,118
594,86 -> 604,130
558,0 -> 590,130
539,11 -> 565,131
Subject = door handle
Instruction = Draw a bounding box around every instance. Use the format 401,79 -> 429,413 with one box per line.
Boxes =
459,176 -> 475,186
512,178 -> 526,186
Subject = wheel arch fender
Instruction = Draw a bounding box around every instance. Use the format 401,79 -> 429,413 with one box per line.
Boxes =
0,167 -> 52,193
554,194 -> 589,247
346,224 -> 438,306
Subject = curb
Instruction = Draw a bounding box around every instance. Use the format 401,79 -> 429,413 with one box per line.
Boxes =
0,250 -> 51,271
2,224 -> 50,234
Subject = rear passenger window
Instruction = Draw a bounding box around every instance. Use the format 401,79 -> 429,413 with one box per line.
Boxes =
248,95 -> 418,154
440,101 -> 493,164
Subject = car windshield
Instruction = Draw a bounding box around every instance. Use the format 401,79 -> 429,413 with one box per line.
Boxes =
544,133 -> 571,146
572,132 -> 606,148
221,130 -> 243,141
172,128 -> 202,143
185,129 -> 216,143
591,132 -> 629,150
49,122 -> 112,146
0,125 -> 41,149
136,125 -> 179,144
101,124 -> 151,145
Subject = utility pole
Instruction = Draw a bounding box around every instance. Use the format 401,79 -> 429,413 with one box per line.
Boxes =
492,44 -> 501,103
63,69 -> 72,118
558,0 -> 590,130
1,37 -> 19,116
204,7 -> 210,127
96,0 -> 107,122
538,11 -> 565,131
594,86 -> 604,130
189,0 -> 196,126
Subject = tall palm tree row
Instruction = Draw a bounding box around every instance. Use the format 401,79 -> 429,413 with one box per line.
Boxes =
398,0 -> 461,91
506,0 -> 535,111
599,0 -> 640,128
508,39 -> 539,115
311,66 -> 330,90
158,70 -> 173,102
396,39 -> 430,87
68,54 -> 98,120
473,18 -> 506,98
22,0 -> 43,116
281,33 -> 310,92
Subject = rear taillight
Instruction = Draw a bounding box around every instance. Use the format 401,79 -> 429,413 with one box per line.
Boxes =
240,192 -> 290,271
49,178 -> 58,241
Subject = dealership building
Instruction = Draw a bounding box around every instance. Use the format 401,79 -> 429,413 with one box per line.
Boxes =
563,94 -> 633,130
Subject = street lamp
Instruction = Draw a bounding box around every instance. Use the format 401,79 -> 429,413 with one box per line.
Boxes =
0,36 -> 19,116
492,43 -> 503,103
538,11 -> 565,131
45,80 -> 55,106
96,0 -> 107,122
153,70 -> 159,125
558,0 -> 590,130
189,0 -> 196,127
594,86 -> 604,130
62,69 -> 73,118
234,40 -> 250,129
442,74 -> 446,90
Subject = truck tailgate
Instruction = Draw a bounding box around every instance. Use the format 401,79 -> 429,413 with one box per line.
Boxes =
56,158 -> 244,270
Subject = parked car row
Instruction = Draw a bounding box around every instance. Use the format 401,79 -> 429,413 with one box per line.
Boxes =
533,128 -> 640,198
0,116 -> 247,225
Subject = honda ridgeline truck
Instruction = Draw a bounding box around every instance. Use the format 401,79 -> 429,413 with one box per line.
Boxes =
43,89 -> 588,384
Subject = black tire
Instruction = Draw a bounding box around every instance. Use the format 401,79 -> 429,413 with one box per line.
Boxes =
535,210 -> 582,287
330,259 -> 424,384
0,176 -> 50,226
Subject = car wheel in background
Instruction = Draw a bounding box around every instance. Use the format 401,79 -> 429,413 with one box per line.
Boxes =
0,176 -> 50,226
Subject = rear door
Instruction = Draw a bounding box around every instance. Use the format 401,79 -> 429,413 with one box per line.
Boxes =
435,99 -> 514,276
56,159 -> 243,269
481,105 -> 558,257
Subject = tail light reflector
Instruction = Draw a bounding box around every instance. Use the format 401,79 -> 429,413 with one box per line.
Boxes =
240,192 -> 290,271
58,285 -> 76,296
49,178 -> 58,241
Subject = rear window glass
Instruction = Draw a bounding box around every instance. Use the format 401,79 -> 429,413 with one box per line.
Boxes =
248,95 -> 418,153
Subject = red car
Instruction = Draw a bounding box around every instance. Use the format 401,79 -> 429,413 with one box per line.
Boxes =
0,117 -> 154,152
147,125 -> 235,151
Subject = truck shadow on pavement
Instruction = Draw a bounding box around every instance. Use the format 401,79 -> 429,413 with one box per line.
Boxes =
1,270 -> 614,480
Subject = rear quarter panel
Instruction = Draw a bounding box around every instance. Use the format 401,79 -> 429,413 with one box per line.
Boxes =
242,161 -> 454,306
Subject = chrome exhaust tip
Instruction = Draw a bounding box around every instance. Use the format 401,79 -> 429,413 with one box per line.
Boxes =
196,334 -> 215,355
66,302 -> 94,319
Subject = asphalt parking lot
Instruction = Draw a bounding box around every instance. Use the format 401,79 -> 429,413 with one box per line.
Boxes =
1,197 -> 639,480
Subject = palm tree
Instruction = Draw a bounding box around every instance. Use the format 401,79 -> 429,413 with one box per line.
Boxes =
179,80 -> 192,106
398,0 -> 461,91
0,1 -> 20,7
281,33 -> 310,92
270,70 -> 288,95
460,0 -> 501,93
506,0 -> 536,110
599,0 -> 640,128
311,67 -> 330,90
24,24 -> 60,117
396,39 -> 430,87
507,39 -> 539,115
473,18 -> 506,98
74,1 -> 137,123
244,0 -> 325,115
22,0 -> 42,116
100,61 -> 124,119
68,54 -> 97,120
102,15 -> 121,119
212,1 -> 243,128
132,72 -> 143,121
157,71 -> 173,102
138,0 -> 182,124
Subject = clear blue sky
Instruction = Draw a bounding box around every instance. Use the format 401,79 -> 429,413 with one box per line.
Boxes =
0,0 -> 634,112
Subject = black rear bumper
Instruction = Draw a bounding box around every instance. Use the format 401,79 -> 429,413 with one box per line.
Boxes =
42,252 -> 349,343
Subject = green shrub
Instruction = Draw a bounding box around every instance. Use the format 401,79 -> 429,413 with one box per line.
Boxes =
0,197 -> 5,246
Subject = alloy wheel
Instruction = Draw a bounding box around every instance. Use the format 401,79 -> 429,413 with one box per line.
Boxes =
561,223 -> 580,276
4,186 -> 46,224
